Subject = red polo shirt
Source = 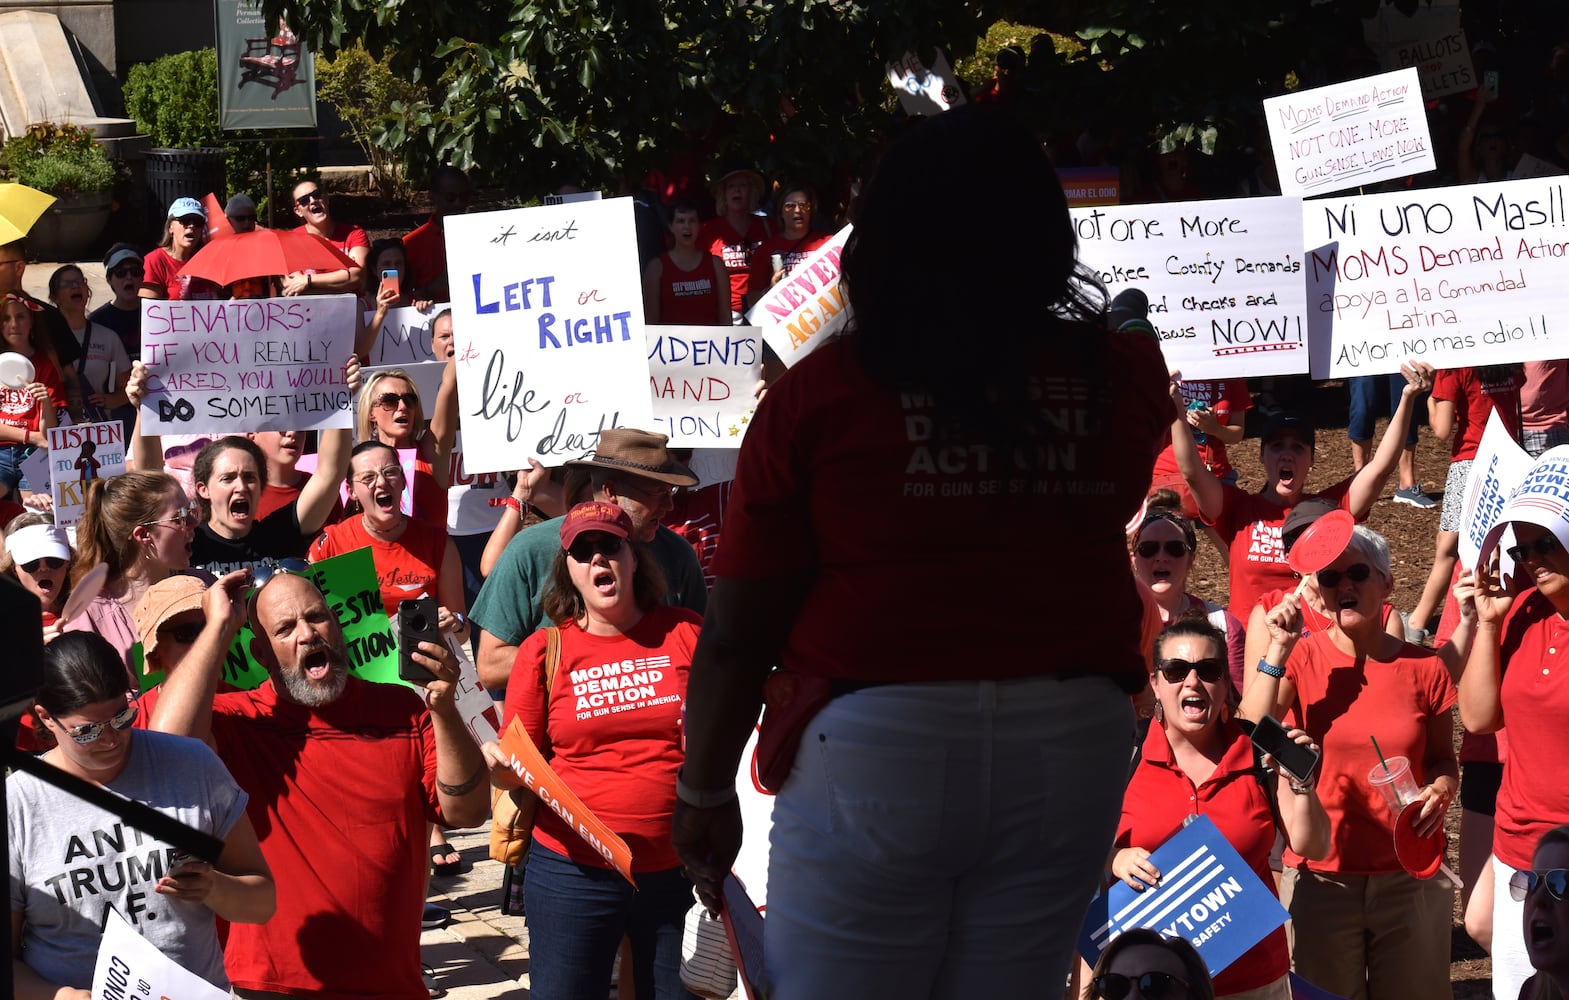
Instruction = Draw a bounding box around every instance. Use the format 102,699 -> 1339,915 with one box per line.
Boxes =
1494,589 -> 1569,869
1118,720 -> 1287,994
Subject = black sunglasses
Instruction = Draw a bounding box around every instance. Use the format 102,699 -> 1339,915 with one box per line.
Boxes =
1155,657 -> 1226,684
1507,533 -> 1561,564
374,391 -> 419,410
1316,563 -> 1373,588
20,556 -> 65,573
230,214 -> 257,223
567,536 -> 623,562
1136,540 -> 1190,559
1511,868 -> 1569,902
295,190 -> 324,206
109,265 -> 144,278
160,621 -> 205,645
1093,971 -> 1191,1000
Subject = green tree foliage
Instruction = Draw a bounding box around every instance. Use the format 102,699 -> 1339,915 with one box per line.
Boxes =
0,123 -> 117,194
315,43 -> 428,200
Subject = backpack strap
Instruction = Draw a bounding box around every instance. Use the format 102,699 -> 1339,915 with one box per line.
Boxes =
539,626 -> 561,758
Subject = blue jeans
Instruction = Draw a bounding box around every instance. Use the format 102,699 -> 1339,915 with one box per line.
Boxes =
0,442 -> 34,495
1347,374 -> 1419,445
763,674 -> 1133,1000
523,843 -> 697,1000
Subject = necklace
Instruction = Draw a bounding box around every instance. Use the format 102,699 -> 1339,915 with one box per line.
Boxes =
361,514 -> 402,540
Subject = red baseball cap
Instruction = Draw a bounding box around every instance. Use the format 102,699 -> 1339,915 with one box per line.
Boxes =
559,500 -> 632,550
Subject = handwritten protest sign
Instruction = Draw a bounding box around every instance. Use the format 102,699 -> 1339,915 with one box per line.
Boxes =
1265,68 -> 1435,196
886,50 -> 965,116
1303,178 -> 1569,377
1459,409 -> 1533,571
1362,0 -> 1475,99
496,716 -> 636,884
1477,445 -> 1569,572
1070,196 -> 1309,378
1078,816 -> 1288,975
366,304 -> 445,366
446,199 -> 651,473
47,420 -> 125,526
748,226 -> 851,368
138,295 -> 356,435
646,325 -> 761,447
93,907 -> 227,1000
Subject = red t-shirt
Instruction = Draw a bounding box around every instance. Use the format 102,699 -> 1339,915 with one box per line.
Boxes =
700,216 -> 772,313
1432,367 -> 1524,461
654,251 -> 726,326
711,329 -> 1176,689
295,221 -> 370,257
744,231 -> 832,302
1150,379 -> 1251,481
413,453 -> 445,525
1282,632 -> 1456,874
664,480 -> 732,588
401,216 -> 445,294
141,247 -> 220,301
1119,721 -> 1287,994
257,478 -> 346,524
1520,360 -> 1569,433
1493,589 -> 1569,868
1211,477 -> 1354,626
0,351 -> 66,436
309,515 -> 449,619
212,678 -> 444,998
503,606 -> 700,872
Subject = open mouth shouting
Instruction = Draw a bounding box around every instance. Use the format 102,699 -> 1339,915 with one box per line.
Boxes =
591,565 -> 618,596
372,484 -> 398,514
228,492 -> 253,525
1178,691 -> 1210,722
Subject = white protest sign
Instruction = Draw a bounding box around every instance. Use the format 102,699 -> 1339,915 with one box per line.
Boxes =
19,445 -> 49,496
366,304 -> 444,366
1264,67 -> 1435,196
138,295 -> 356,435
1362,0 -> 1475,99
1303,178 -> 1569,377
886,50 -> 966,116
1459,409 -> 1533,571
47,421 -> 126,525
747,225 -> 850,368
446,199 -> 651,473
92,906 -> 227,1000
1071,196 -> 1310,379
1478,445 -> 1569,571
447,632 -> 500,746
647,326 -> 761,447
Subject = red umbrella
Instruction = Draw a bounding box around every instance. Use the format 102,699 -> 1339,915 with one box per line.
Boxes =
178,229 -> 357,285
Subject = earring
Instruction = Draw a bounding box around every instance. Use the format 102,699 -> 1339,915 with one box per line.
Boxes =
1153,702 -> 1165,724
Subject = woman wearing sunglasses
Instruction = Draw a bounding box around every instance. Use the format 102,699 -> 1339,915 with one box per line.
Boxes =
1088,928 -> 1214,1000
1113,620 -> 1326,1000
9,630 -> 274,996
354,368 -> 451,524
1243,524 -> 1460,1000
1459,520 -> 1569,1000
1131,506 -> 1243,689
1516,826 -> 1569,1000
2,514 -> 73,632
481,501 -> 701,1000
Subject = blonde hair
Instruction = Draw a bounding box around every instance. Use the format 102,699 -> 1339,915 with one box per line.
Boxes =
355,368 -> 426,446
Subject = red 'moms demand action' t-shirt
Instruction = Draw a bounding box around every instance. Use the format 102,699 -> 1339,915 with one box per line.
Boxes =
1210,477 -> 1354,626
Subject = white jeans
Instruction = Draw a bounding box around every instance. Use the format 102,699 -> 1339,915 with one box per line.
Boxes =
762,674 -> 1133,1000
1492,854 -> 1535,1000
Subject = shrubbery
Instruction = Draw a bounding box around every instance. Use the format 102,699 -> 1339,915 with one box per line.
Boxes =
0,123 -> 117,194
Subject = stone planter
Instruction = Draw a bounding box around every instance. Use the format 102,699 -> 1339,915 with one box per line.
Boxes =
25,189 -> 112,261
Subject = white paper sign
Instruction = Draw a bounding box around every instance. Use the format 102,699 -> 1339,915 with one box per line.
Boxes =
92,906 -> 227,1000
446,199 -> 652,473
1303,178 -> 1569,377
1264,68 -> 1435,196
747,226 -> 851,368
365,304 -> 445,367
47,421 -> 127,526
1071,196 -> 1310,378
1363,0 -> 1476,99
447,632 -> 500,746
1459,409 -> 1533,572
138,295 -> 356,435
1478,445 -> 1569,572
886,50 -> 966,116
647,325 -> 762,447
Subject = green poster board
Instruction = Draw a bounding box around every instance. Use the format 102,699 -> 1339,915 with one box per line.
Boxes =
214,0 -> 317,131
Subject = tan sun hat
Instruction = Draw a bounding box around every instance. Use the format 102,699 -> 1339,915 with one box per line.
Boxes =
565,428 -> 698,487
133,574 -> 207,661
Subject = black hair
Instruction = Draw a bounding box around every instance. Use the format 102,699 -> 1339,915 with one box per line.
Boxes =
192,436 -> 269,522
364,237 -> 407,293
351,438 -> 399,462
47,264 -> 84,301
1153,617 -> 1227,664
668,197 -> 702,218
37,631 -> 129,715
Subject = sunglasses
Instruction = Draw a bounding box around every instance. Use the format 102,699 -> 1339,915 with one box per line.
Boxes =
1511,868 -> 1569,902
230,215 -> 257,223
295,190 -> 324,206
141,505 -> 198,529
20,556 -> 65,574
160,621 -> 205,645
1155,657 -> 1226,684
374,391 -> 419,410
109,265 -> 144,279
1316,563 -> 1373,588
1507,533 -> 1562,564
567,535 -> 623,562
1093,971 -> 1192,1000
60,700 -> 139,744
1136,540 -> 1190,559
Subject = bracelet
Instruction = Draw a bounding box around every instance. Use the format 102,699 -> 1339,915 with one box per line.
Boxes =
504,496 -> 542,519
1256,658 -> 1286,679
436,763 -> 485,797
306,272 -> 312,289
1288,778 -> 1313,795
675,767 -> 738,809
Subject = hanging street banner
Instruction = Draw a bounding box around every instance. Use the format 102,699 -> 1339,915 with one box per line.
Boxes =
1264,68 -> 1436,197
214,0 -> 317,130
1071,195 -> 1310,379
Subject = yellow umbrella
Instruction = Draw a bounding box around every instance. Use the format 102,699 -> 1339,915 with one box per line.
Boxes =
0,183 -> 57,244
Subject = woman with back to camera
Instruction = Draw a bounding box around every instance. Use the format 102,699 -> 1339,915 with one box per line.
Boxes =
672,106 -> 1177,999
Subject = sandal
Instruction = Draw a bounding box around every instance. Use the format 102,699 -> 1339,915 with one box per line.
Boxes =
430,842 -> 463,877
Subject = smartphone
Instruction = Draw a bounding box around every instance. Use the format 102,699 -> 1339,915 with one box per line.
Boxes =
379,268 -> 401,300
1484,70 -> 1499,100
169,851 -> 200,876
1250,714 -> 1320,784
397,597 -> 441,685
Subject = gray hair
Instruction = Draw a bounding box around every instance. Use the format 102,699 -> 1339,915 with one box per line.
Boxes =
1343,524 -> 1393,586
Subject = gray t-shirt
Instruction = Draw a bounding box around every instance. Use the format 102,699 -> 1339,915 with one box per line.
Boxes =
8,729 -> 248,991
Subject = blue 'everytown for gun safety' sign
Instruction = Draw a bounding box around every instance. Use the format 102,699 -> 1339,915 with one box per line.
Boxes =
1077,815 -> 1289,976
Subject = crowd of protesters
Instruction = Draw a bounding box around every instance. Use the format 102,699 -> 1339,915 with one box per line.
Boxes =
4,38 -> 1569,1000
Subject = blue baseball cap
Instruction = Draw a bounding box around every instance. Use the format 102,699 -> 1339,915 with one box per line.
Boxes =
167,197 -> 205,220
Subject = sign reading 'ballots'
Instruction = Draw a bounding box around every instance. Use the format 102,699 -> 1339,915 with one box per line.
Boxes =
1078,816 -> 1288,976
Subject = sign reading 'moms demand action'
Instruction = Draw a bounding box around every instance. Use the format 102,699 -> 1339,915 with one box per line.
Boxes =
1304,177 -> 1569,377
